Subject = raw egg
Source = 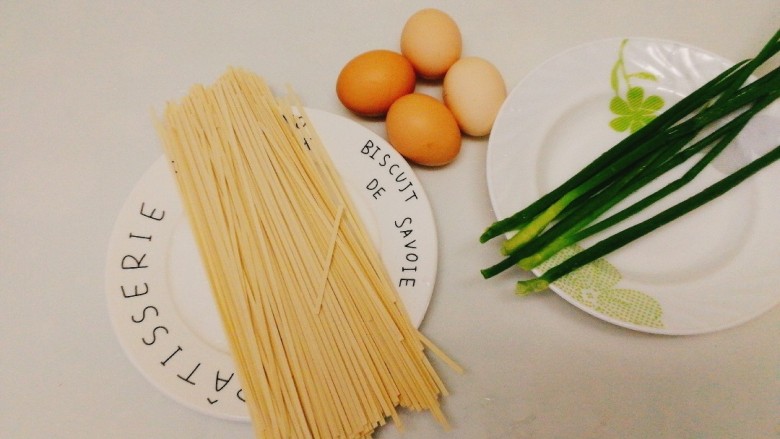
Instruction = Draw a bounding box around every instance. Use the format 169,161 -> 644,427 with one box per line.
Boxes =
400,9 -> 462,79
443,56 -> 507,136
386,93 -> 461,166
336,50 -> 416,116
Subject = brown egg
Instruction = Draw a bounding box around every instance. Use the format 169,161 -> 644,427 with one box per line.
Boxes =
336,50 -> 416,117
400,9 -> 462,79
386,93 -> 461,166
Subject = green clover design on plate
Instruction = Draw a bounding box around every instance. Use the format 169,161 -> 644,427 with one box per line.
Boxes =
609,39 -> 665,133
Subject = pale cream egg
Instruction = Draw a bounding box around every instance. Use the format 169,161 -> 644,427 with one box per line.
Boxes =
443,56 -> 507,137
400,9 -> 462,79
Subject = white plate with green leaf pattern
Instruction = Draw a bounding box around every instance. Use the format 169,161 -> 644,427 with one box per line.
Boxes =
486,38 -> 780,335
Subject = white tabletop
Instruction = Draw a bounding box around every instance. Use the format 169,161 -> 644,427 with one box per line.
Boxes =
2,1 -> 779,438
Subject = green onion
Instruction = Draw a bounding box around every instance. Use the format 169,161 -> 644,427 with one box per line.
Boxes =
480,29 -> 780,246
481,28 -> 780,294
480,60 -> 749,244
498,64 -> 780,257
515,142 -> 780,295
480,69 -> 780,279
518,91 -> 779,271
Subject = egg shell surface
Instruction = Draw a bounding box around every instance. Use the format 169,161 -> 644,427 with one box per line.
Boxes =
400,9 -> 462,79
336,50 -> 416,116
443,57 -> 507,136
385,93 -> 462,166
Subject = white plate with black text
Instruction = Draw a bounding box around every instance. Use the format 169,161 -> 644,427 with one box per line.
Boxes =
105,109 -> 438,420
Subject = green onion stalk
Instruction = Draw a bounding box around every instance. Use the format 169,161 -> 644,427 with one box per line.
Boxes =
479,90 -> 778,279
481,27 -> 780,295
515,142 -> 780,295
